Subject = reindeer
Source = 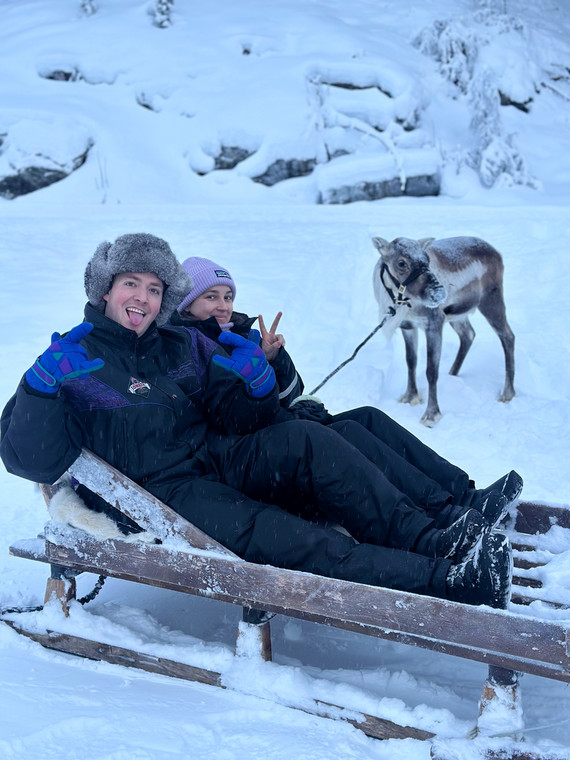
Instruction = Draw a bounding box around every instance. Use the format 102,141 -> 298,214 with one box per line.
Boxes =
372,236 -> 515,426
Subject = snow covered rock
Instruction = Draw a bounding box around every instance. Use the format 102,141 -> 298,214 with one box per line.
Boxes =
0,116 -> 93,199
315,148 -> 440,204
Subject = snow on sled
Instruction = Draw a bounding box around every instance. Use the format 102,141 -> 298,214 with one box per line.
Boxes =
4,448 -> 570,760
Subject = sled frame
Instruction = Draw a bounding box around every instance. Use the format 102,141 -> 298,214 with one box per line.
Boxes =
6,449 -> 570,757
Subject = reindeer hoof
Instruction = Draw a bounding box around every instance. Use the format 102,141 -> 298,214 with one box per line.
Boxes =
499,388 -> 515,403
421,411 -> 442,427
399,392 -> 423,406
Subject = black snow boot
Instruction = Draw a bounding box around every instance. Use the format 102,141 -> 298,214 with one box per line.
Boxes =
477,492 -> 510,527
430,493 -> 508,530
463,471 -> 524,512
415,509 -> 489,563
446,532 -> 513,609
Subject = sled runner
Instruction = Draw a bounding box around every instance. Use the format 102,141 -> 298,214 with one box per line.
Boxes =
4,449 -> 570,759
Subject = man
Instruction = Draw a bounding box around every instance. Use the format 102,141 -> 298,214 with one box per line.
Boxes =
0,233 -> 513,608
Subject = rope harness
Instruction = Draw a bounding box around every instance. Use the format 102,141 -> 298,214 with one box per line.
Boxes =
309,261 -> 426,395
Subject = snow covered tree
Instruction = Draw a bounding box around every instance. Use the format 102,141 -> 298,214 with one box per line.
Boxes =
154,0 -> 174,28
80,0 -> 97,16
468,67 -> 536,188
414,9 -> 538,188
305,77 -> 332,163
413,19 -> 478,94
469,67 -> 502,149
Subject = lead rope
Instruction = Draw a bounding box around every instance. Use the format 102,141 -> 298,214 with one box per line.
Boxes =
309,261 -> 425,395
309,306 -> 398,395
0,574 -> 107,617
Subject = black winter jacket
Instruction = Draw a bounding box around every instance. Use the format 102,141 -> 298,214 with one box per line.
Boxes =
0,304 -> 281,487
172,310 -> 303,408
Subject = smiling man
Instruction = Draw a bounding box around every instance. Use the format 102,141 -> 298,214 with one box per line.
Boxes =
0,232 -> 514,609
84,233 -> 183,338
102,272 -> 163,335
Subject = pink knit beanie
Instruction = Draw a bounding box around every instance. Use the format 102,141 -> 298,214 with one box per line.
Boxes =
177,257 -> 236,313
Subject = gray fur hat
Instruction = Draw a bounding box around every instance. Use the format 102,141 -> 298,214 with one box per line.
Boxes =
84,233 -> 193,326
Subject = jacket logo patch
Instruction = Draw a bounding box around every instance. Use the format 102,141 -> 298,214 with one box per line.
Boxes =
128,377 -> 151,396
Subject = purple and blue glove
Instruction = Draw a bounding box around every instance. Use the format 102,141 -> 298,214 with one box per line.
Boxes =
25,322 -> 104,394
213,329 -> 276,398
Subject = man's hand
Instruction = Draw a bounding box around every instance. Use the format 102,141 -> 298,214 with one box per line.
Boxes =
213,329 -> 276,398
258,312 -> 285,361
25,323 -> 105,394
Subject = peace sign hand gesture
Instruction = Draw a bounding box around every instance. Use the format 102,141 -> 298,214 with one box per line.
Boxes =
258,312 -> 285,361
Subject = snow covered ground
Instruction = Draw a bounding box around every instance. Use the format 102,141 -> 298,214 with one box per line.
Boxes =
1,2 -> 570,759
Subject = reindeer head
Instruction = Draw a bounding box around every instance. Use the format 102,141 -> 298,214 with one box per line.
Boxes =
372,236 -> 447,308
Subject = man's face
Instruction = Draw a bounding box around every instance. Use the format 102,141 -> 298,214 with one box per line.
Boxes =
103,272 -> 163,336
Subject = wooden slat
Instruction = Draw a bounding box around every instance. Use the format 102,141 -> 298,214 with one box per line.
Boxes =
431,745 -> 567,760
512,575 -> 542,589
511,590 -> 567,610
507,500 -> 570,610
9,537 -> 47,563
3,621 -> 435,742
42,534 -> 570,682
514,557 -> 546,571
5,621 -> 223,685
514,501 -> 570,534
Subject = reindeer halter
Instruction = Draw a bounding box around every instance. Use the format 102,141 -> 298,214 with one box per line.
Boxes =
379,261 -> 428,306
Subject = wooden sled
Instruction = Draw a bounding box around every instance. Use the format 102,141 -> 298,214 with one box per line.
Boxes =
5,449 -> 570,759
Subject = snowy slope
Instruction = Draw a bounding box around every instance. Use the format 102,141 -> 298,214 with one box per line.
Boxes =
1,0 -> 569,205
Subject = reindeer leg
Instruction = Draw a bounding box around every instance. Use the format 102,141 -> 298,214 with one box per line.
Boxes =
478,290 -> 516,402
448,316 -> 475,376
421,314 -> 444,427
399,325 -> 423,406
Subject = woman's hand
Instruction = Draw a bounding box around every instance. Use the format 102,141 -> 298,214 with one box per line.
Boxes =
258,312 -> 285,361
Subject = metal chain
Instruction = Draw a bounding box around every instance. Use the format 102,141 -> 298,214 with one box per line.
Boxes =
77,574 -> 107,605
0,574 -> 107,617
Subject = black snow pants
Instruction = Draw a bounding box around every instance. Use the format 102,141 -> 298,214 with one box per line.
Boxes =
325,406 -> 472,525
149,420 -> 451,600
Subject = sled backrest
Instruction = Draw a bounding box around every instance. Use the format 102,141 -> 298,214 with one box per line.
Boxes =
41,449 -> 236,556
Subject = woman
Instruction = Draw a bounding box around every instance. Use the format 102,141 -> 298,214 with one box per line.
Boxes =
174,257 -> 302,408
173,257 -> 523,528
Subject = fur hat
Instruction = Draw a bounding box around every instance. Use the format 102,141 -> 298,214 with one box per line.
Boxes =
84,233 -> 192,325
177,257 -> 236,313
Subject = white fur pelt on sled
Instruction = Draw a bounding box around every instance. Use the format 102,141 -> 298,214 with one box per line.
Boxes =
47,477 -> 156,543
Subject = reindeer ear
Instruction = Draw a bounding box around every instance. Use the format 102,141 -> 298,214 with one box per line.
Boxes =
417,237 -> 435,250
372,237 -> 389,256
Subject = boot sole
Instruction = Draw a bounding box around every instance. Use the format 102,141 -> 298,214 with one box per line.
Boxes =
483,532 -> 513,609
501,470 -> 524,504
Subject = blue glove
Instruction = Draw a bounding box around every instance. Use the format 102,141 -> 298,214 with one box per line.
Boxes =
213,329 -> 276,398
26,323 -> 104,394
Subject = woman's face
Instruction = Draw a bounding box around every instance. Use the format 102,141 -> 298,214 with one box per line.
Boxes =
186,285 -> 234,324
